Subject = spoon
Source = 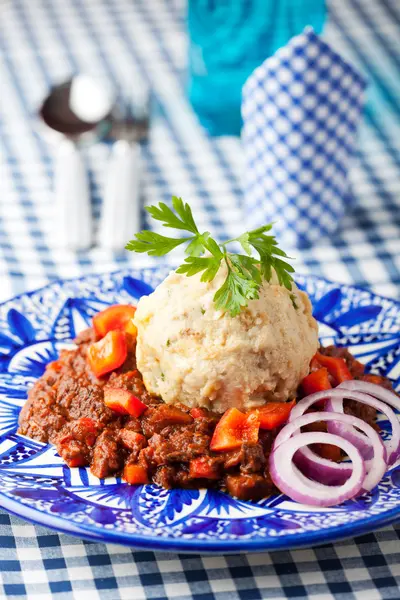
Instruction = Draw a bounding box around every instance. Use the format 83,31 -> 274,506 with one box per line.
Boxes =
39,74 -> 114,145
39,75 -> 114,250
39,76 -> 149,252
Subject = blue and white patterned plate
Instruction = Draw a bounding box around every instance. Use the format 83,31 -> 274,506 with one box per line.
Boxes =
0,268 -> 399,553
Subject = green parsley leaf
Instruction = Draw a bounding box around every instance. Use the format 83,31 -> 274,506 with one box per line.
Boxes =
125,231 -> 190,256
184,232 -> 210,257
126,197 -> 295,316
229,254 -> 261,285
272,257 -> 295,290
177,255 -> 223,282
145,197 -> 199,234
214,263 -> 259,317
236,232 -> 252,256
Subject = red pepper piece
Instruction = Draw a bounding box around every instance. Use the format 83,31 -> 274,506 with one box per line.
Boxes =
302,367 -> 332,395
189,456 -> 220,480
301,368 -> 332,407
310,355 -> 323,371
93,304 -> 137,338
123,464 -> 149,485
315,352 -> 353,385
88,330 -> 127,378
210,408 -> 260,452
251,400 -> 295,430
190,407 -> 208,419
104,387 -> 147,417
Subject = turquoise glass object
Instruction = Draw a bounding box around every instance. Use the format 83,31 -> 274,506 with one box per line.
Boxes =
188,0 -> 326,136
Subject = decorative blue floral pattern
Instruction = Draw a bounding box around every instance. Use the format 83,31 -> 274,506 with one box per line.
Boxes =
0,269 -> 399,552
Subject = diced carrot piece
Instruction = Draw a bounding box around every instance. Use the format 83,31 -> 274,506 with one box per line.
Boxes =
88,330 -> 127,378
189,456 -> 220,480
104,387 -> 147,417
123,464 -> 149,485
93,305 -> 137,338
315,352 -> 353,385
251,400 -> 295,430
210,408 -> 260,452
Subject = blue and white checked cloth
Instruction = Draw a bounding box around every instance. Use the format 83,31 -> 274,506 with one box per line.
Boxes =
0,0 -> 400,598
243,27 -> 367,248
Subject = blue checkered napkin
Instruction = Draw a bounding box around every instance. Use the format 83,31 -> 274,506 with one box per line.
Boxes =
242,27 -> 367,249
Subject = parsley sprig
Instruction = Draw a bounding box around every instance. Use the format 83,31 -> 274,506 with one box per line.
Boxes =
126,196 -> 295,316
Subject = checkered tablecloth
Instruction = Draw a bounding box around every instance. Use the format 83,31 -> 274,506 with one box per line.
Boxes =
0,0 -> 400,598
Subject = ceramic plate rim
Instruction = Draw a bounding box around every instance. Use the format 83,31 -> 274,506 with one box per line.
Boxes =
1,484 -> 400,552
0,268 -> 399,552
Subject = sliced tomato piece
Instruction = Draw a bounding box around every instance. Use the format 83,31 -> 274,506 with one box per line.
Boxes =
104,387 -> 147,417
88,330 -> 127,378
251,400 -> 295,430
210,408 -> 260,452
315,352 -> 353,385
189,456 -> 220,480
93,304 -> 136,338
123,464 -> 149,485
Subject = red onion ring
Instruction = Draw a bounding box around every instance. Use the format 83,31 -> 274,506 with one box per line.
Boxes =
275,411 -> 387,492
288,389 -> 357,421
289,389 -> 374,468
294,446 -> 352,486
289,386 -> 398,463
339,381 -> 400,463
270,429 -> 366,507
340,380 -> 400,412
326,388 -> 400,465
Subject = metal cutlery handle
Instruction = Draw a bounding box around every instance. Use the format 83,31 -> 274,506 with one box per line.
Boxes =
54,140 -> 92,250
99,140 -> 141,251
